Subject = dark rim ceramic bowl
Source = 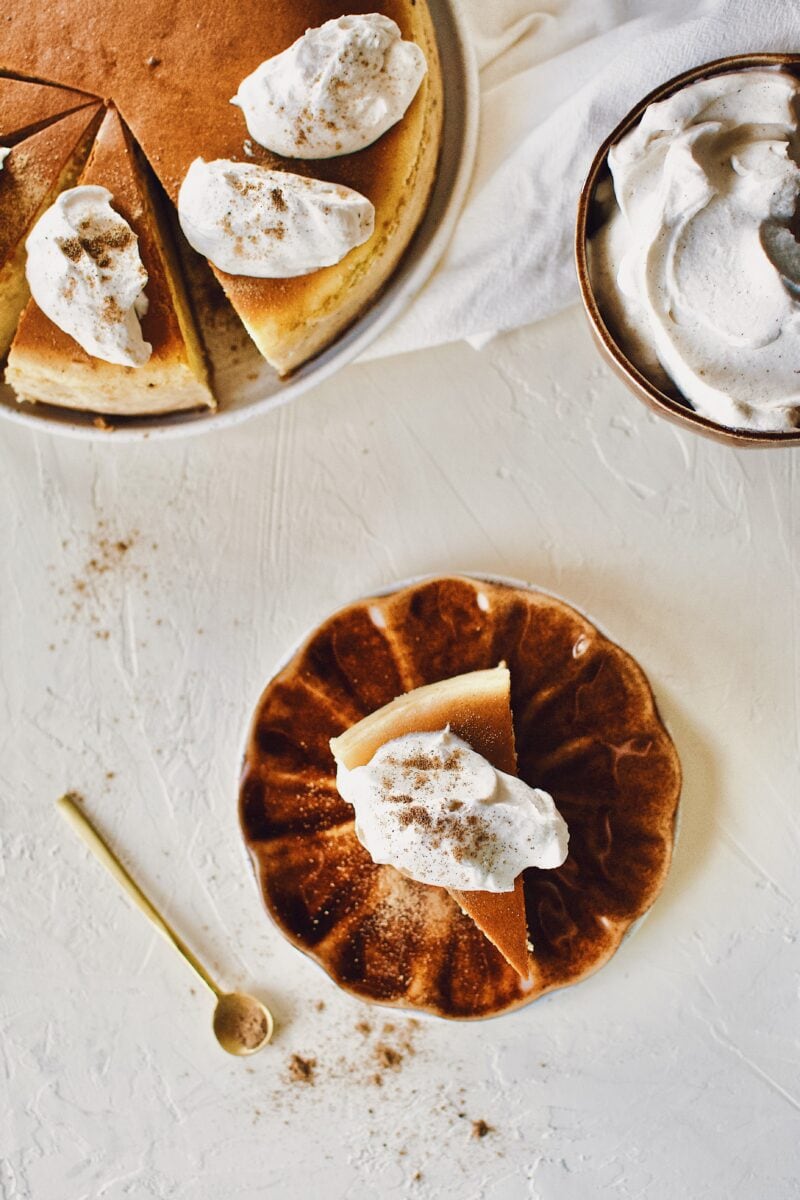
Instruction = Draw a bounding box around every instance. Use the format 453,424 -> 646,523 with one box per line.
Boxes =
575,53 -> 800,449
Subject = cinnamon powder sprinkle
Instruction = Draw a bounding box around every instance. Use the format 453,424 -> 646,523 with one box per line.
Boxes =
61,224 -> 134,271
286,1054 -> 317,1085
374,1043 -> 402,1071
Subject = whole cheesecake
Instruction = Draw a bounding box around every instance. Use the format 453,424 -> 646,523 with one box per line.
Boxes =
240,576 -> 682,1020
1,0 -> 443,399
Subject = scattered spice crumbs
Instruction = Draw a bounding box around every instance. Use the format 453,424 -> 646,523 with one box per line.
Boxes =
286,1054 -> 317,1085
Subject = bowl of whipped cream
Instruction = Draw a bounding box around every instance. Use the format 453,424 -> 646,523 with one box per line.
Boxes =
576,54 -> 800,447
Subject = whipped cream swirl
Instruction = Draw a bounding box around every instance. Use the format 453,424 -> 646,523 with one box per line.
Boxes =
178,158 -> 374,277
25,186 -> 151,366
232,14 -> 427,159
335,728 -> 569,893
600,69 -> 800,432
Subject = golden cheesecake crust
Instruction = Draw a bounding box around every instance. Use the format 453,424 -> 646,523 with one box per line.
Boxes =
7,106 -> 214,414
1,1 -> 443,375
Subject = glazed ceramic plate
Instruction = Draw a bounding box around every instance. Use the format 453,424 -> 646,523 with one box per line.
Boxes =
0,0 -> 478,441
239,574 -> 682,1021
576,53 -> 800,449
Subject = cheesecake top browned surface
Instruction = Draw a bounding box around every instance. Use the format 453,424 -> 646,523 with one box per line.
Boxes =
0,77 -> 94,144
240,576 -> 682,1020
0,103 -> 102,266
1,1 -> 440,324
13,106 -> 192,367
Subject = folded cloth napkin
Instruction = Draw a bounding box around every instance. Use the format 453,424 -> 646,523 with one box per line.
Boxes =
367,0 -> 800,359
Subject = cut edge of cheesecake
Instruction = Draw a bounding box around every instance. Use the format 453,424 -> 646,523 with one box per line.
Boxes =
0,102 -> 103,358
6,105 -> 215,415
330,666 -> 532,980
0,76 -> 98,145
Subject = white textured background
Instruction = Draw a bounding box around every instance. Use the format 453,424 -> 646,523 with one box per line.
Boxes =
1,306 -> 799,1199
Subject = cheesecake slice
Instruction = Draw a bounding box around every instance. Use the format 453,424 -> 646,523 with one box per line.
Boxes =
0,77 -> 96,145
330,666 -> 532,980
7,106 -> 214,415
0,103 -> 102,357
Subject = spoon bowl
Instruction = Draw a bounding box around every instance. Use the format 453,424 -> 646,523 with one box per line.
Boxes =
213,992 -> 274,1056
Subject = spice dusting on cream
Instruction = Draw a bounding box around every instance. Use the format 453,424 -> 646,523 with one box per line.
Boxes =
334,728 -> 568,892
232,14 -> 427,159
25,185 -> 150,366
178,158 -> 374,277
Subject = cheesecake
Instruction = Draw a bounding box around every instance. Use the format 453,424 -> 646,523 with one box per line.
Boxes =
330,666 -> 533,980
0,77 -> 96,144
240,575 -> 682,1019
1,1 -> 443,383
7,106 -> 214,415
0,103 -> 101,358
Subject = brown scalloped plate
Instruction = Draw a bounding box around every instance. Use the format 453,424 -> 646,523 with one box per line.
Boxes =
239,575 -> 682,1020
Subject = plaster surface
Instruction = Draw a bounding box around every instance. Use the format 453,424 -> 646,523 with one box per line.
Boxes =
1,306 -> 799,1199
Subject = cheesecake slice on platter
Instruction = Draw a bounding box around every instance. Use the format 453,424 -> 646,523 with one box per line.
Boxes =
7,106 -> 214,415
0,102 -> 102,357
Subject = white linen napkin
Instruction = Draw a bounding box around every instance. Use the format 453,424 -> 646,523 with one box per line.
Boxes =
367,0 -> 800,358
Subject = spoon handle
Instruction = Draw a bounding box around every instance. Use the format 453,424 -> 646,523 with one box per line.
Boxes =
57,793 -> 222,999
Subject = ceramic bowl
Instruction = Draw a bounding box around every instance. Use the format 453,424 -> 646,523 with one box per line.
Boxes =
575,53 -> 800,449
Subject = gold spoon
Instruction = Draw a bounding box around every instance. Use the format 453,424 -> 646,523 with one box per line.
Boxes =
57,793 -> 274,1056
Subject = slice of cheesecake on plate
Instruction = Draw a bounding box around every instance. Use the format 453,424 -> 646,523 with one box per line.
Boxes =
0,77 -> 97,145
330,665 -> 532,980
0,102 -> 102,357
7,106 -> 214,416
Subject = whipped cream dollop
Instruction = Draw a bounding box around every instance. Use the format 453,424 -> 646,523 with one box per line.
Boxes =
597,69 -> 800,431
232,14 -> 427,159
25,186 -> 151,367
335,728 -> 569,892
0,147 -> 9,171
178,158 -> 374,277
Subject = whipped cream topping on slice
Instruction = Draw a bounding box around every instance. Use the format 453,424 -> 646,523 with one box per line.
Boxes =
232,14 -> 427,159
601,69 -> 800,432
177,157 -> 374,277
0,147 -> 9,171
335,728 -> 569,893
25,185 -> 151,367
